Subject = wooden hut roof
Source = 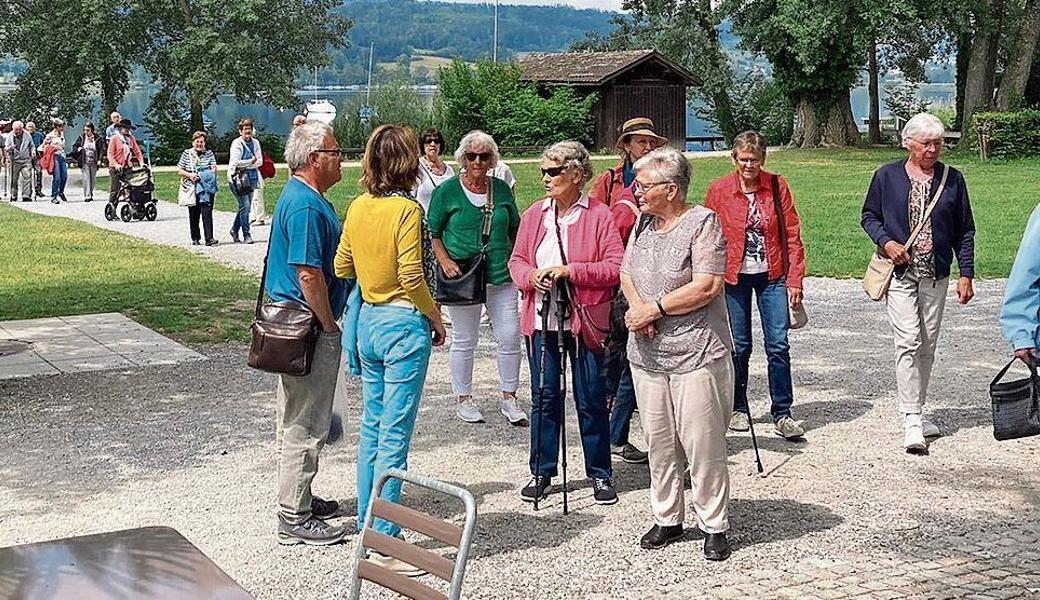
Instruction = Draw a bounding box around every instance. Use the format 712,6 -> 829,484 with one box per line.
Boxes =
518,49 -> 699,86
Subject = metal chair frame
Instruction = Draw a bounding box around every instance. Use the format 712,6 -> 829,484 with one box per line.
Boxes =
348,468 -> 477,600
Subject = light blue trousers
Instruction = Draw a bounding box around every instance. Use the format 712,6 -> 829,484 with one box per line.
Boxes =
355,303 -> 432,537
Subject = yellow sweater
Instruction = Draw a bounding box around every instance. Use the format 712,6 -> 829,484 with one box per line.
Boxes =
334,193 -> 438,316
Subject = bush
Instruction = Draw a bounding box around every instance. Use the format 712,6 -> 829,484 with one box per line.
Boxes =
333,71 -> 440,149
437,58 -> 596,149
973,109 -> 1040,159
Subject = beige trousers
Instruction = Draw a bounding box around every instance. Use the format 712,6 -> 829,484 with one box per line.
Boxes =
885,272 -> 948,414
276,331 -> 341,523
631,356 -> 734,534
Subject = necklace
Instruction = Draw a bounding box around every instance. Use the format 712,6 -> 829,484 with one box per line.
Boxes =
463,172 -> 488,193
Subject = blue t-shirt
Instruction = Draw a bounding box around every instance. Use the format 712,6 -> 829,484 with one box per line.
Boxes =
265,177 -> 346,317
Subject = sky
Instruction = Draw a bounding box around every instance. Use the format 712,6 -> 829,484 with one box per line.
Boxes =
433,0 -> 624,12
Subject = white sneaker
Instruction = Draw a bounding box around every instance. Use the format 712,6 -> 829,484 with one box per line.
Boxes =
922,419 -> 941,438
500,397 -> 528,425
369,551 -> 426,578
903,414 -> 927,453
456,397 -> 484,423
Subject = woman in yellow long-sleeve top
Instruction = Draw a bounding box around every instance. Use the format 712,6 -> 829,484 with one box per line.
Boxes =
334,124 -> 446,577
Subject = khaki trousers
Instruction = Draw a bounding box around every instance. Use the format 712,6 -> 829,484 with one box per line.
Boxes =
885,272 -> 948,415
276,331 -> 341,524
631,356 -> 734,534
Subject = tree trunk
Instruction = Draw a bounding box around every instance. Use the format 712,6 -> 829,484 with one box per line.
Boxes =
955,33 -> 972,130
789,91 -> 861,148
960,0 -> 1005,147
190,97 -> 204,133
868,39 -> 882,145
99,64 -> 121,117
995,0 -> 1040,110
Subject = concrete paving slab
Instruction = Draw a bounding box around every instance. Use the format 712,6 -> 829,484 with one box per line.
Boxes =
0,314 -> 206,379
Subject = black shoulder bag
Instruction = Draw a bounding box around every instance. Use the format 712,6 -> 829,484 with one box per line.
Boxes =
248,242 -> 320,376
434,181 -> 493,306
991,358 -> 1040,441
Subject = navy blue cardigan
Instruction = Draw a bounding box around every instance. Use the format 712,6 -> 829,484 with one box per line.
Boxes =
861,159 -> 975,279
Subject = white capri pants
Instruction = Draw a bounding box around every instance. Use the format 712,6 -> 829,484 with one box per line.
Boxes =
445,283 -> 521,396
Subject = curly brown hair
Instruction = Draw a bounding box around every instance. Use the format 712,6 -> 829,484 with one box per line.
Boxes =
360,125 -> 421,196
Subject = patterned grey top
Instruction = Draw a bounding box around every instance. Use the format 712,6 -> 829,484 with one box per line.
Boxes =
907,176 -> 936,279
622,205 -> 733,374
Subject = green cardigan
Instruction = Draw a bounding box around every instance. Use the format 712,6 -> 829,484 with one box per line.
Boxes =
427,176 -> 520,287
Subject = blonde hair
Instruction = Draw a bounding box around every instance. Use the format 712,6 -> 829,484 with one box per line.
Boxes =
361,125 -> 421,196
237,118 -> 254,131
191,131 -> 206,141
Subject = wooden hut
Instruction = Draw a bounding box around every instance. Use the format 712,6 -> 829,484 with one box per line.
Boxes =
518,49 -> 700,151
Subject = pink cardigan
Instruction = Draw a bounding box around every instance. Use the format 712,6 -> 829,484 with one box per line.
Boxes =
508,196 -> 624,337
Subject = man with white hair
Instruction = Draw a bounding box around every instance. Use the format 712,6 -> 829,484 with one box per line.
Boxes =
291,114 -> 306,129
5,121 -> 36,202
0,120 -> 10,201
266,120 -> 348,546
105,111 -> 121,141
26,122 -> 44,198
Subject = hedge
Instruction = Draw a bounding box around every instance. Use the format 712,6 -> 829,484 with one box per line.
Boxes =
973,109 -> 1040,159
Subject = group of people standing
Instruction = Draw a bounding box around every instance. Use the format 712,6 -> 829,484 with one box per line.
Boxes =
259,109 -> 1039,575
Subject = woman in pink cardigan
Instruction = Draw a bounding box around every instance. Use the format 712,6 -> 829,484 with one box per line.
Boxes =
508,141 -> 625,507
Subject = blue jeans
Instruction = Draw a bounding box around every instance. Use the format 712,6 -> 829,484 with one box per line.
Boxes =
606,348 -> 637,447
526,331 -> 612,480
51,155 -> 68,198
231,192 -> 251,237
355,304 -> 432,537
725,272 -> 794,421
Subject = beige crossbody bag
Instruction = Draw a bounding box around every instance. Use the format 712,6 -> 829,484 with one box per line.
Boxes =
862,165 -> 948,301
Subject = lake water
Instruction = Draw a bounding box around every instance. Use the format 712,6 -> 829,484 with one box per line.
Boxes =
95,83 -> 956,151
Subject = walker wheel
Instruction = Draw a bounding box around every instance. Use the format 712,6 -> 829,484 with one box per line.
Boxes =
119,203 -> 133,222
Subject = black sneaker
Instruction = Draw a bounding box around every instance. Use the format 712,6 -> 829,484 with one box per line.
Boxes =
591,478 -> 618,505
611,443 -> 649,464
640,524 -> 684,549
244,234 -> 254,244
703,532 -> 731,561
229,229 -> 240,243
277,515 -> 347,546
205,239 -> 219,246
311,496 -> 342,519
520,475 -> 551,502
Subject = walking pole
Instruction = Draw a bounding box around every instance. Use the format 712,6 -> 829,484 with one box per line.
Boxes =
745,406 -> 764,474
555,278 -> 570,515
532,291 -> 553,512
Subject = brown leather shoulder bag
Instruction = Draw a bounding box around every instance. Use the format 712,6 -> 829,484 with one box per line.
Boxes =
248,242 -> 320,377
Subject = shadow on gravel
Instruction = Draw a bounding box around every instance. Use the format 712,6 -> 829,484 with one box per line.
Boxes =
727,498 -> 843,550
0,348 -> 274,511
926,405 -> 991,437
469,510 -> 604,558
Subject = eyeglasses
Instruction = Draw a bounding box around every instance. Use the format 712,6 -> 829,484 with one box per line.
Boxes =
314,148 -> 343,156
735,157 -> 762,166
541,166 -> 568,178
633,180 -> 672,194
423,138 -> 440,145
465,152 -> 493,162
913,139 -> 943,150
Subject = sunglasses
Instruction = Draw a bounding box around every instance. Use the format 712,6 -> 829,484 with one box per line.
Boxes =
423,138 -> 440,145
541,166 -> 568,178
314,148 -> 343,156
465,152 -> 493,162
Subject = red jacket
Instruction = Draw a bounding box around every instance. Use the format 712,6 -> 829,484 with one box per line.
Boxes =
703,170 -> 806,289
508,196 -> 624,338
589,161 -> 628,206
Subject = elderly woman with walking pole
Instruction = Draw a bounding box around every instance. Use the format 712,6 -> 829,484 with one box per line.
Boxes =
621,147 -> 735,561
861,112 -> 975,455
509,141 -> 624,508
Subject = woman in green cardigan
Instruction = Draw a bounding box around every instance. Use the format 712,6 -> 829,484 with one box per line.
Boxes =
428,130 -> 525,426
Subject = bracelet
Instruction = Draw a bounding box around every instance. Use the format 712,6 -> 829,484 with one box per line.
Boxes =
656,299 -> 668,317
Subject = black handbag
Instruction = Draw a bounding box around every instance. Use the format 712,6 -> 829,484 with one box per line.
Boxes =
232,140 -> 257,196
247,243 -> 320,377
434,181 -> 493,306
990,358 -> 1040,441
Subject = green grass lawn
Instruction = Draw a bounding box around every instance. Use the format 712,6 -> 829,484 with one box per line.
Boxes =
135,148 -> 1037,277
0,204 -> 256,342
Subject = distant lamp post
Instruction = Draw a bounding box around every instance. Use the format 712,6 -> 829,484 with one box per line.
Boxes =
493,0 -> 499,63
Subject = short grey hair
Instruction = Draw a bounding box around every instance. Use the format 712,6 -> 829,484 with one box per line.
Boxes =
901,113 -> 945,149
633,147 -> 691,201
12,120 -> 23,129
541,141 -> 593,185
285,120 -> 334,170
454,130 -> 500,168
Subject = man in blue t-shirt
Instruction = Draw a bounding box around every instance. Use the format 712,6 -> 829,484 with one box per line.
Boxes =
265,120 -> 347,546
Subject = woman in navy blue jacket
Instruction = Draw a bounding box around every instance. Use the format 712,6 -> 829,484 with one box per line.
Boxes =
861,112 -> 975,455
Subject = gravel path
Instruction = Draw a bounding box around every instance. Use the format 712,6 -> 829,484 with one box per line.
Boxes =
2,277 -> 1037,599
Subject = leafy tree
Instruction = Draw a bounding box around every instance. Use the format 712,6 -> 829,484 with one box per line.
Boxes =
139,0 -> 352,133
883,81 -> 932,121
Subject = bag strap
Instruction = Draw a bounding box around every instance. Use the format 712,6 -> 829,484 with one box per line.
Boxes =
255,240 -> 273,318
991,357 -> 1040,388
479,179 -> 494,250
905,164 -> 949,249
771,174 -> 790,277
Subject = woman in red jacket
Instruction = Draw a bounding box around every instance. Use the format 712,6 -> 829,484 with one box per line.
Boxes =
703,131 -> 807,441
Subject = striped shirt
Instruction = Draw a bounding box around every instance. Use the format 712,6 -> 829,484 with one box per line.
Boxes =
177,149 -> 217,173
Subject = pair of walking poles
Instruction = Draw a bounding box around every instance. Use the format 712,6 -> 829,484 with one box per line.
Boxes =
532,279 -> 573,515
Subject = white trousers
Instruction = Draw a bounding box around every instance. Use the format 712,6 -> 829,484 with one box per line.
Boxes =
886,272 -> 948,414
631,356 -> 734,533
249,183 -> 266,223
445,283 -> 521,396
